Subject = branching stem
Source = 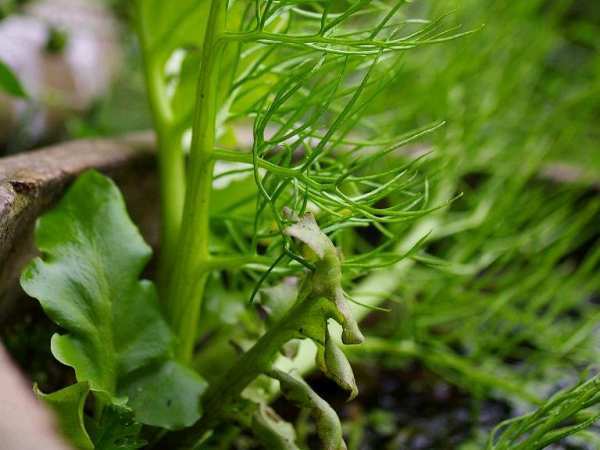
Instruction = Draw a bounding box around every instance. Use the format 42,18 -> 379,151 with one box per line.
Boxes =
220,28 -> 481,49
162,294 -> 339,449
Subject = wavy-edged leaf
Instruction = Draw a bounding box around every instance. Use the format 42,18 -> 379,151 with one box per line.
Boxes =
122,360 -> 207,429
21,170 -> 206,429
34,382 -> 94,450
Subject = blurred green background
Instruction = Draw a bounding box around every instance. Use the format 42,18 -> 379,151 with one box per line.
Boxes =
1,0 -> 598,173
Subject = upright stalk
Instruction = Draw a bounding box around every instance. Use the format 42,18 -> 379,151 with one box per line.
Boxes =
137,15 -> 186,289
166,0 -> 227,363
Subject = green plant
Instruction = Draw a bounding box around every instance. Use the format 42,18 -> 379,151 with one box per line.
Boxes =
21,1 -> 475,449
488,374 -> 600,450
0,59 -> 27,98
324,0 -> 600,447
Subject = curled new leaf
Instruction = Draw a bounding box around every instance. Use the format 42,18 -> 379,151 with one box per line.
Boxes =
333,288 -> 364,345
317,329 -> 358,401
269,369 -> 347,450
285,211 -> 364,345
176,211 -> 365,445
284,210 -> 334,260
21,171 -> 207,429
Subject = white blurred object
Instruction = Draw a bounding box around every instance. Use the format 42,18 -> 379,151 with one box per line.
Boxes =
0,344 -> 70,450
0,0 -> 122,143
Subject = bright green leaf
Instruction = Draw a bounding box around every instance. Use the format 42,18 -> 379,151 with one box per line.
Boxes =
34,382 -> 94,450
21,170 -> 206,429
87,405 -> 145,450
0,60 -> 27,98
136,0 -> 211,59
122,360 -> 207,429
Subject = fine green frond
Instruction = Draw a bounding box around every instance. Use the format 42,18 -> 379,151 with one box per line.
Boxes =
488,374 -> 600,450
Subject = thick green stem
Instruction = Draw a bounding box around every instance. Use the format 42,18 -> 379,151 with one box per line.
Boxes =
163,296 -> 338,449
137,20 -> 186,292
155,127 -> 186,290
166,0 -> 227,363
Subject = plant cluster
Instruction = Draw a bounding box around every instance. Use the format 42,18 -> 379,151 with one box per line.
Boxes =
332,0 -> 600,447
9,0 -> 600,449
20,1 -> 473,449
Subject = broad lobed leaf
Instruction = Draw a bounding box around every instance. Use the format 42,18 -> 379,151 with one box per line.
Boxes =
22,170 -> 206,429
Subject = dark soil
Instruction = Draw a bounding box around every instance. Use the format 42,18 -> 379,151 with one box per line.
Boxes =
1,300 -> 71,392
271,363 -> 590,450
